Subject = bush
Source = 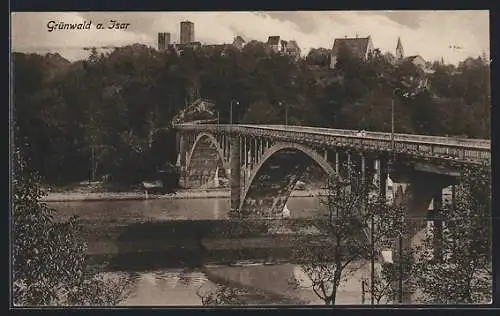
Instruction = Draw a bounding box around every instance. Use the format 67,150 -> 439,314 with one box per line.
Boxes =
12,148 -> 131,306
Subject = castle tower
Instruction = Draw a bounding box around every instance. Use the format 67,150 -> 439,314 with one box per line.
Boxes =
157,32 -> 171,51
180,21 -> 195,44
396,37 -> 404,60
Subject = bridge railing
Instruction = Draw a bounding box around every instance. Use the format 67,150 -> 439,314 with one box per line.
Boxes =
174,124 -> 490,165
236,125 -> 491,148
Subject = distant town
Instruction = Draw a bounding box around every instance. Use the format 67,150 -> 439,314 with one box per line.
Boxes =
153,20 -> 489,73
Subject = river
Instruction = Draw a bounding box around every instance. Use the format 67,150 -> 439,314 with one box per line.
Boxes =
49,196 -> 372,306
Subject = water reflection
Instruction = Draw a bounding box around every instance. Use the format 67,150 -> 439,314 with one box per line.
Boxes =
49,196 -> 335,305
50,196 -> 326,222
112,262 -> 371,306
120,269 -> 213,306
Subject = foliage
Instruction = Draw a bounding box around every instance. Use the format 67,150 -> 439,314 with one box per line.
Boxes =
412,165 -> 492,304
196,284 -> 247,306
288,168 -> 408,305
12,43 -> 490,186
365,247 -> 416,304
12,148 -> 131,306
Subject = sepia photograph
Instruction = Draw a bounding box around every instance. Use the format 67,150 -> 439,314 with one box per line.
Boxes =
10,10 -> 492,307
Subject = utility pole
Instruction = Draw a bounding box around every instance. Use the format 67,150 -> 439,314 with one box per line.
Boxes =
391,97 -> 395,155
393,88 -> 405,304
371,207 -> 375,304
362,280 -> 366,304
279,101 -> 288,128
390,87 -> 404,303
230,99 -> 239,125
398,215 -> 404,303
285,102 -> 288,127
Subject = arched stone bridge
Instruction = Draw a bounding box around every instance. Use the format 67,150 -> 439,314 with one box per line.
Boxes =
175,123 -> 490,240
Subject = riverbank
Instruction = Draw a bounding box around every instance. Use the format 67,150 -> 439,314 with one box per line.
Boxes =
43,188 -> 328,202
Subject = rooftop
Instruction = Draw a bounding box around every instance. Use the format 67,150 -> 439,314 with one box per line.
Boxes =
267,36 -> 280,45
331,37 -> 371,58
406,55 -> 425,61
234,35 -> 246,43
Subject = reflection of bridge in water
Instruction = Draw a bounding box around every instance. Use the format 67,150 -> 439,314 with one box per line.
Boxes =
175,123 -> 490,246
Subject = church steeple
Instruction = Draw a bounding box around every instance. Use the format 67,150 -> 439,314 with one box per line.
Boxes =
396,37 -> 404,60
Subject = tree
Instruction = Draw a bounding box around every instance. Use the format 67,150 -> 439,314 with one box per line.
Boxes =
12,45 -> 490,190
196,284 -> 247,306
365,246 -> 415,304
305,48 -> 331,67
288,169 -> 406,305
412,165 -> 492,304
12,148 -> 131,306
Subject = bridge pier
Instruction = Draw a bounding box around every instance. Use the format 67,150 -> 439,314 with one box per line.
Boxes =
230,135 -> 241,215
430,188 -> 444,262
361,154 -> 366,196
335,152 -> 340,174
376,157 -> 388,198
390,171 -> 455,303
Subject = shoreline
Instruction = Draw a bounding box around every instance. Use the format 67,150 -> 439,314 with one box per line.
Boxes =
43,188 -> 328,202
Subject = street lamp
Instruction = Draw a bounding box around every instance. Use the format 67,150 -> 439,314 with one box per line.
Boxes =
391,88 -> 401,160
279,101 -> 288,127
285,103 -> 288,127
391,87 -> 408,303
398,213 -> 404,303
230,99 -> 239,125
391,97 -> 395,153
370,207 -> 375,305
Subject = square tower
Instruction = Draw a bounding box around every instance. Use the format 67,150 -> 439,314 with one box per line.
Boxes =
158,32 -> 171,51
180,21 -> 195,44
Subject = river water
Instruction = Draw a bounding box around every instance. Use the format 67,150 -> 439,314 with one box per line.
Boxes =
50,196 -> 372,306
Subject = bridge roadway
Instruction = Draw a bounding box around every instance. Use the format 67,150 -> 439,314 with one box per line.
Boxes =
175,123 -> 490,166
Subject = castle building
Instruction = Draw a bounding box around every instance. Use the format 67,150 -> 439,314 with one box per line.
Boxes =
157,32 -> 171,51
180,21 -> 195,44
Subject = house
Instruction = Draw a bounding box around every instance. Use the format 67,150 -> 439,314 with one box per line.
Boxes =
401,55 -> 432,89
280,40 -> 288,52
232,35 -> 246,50
175,41 -> 202,52
203,44 -> 225,49
406,55 -> 427,69
284,40 -> 301,60
329,36 -> 374,68
203,43 -> 232,55
406,55 -> 434,83
267,36 -> 283,53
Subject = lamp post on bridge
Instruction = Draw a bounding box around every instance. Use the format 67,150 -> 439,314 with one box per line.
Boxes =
286,103 -> 288,127
391,97 -> 395,154
279,101 -> 288,128
390,86 -> 405,304
230,99 -> 239,126
391,88 -> 402,159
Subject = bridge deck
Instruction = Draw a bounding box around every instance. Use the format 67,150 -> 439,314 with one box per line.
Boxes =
175,124 -> 490,165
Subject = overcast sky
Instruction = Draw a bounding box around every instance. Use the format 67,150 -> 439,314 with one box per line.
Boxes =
11,11 -> 490,64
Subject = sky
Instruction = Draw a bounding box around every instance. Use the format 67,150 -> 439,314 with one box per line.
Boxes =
11,11 -> 490,65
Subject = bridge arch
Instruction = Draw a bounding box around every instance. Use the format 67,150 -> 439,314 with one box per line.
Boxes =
239,142 -> 337,214
185,133 -> 230,187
